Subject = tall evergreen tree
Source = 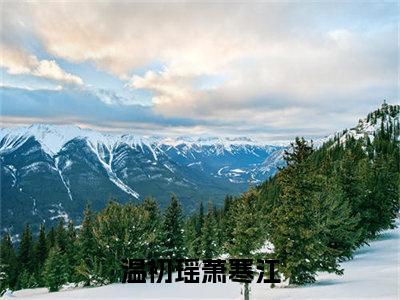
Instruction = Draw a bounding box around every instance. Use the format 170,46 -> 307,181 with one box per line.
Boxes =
65,221 -> 78,281
317,156 -> 362,260
76,204 -> 97,286
160,195 -> 185,260
91,201 -> 154,283
18,224 -> 34,275
362,151 -> 399,236
190,202 -> 205,257
141,197 -> 162,260
200,204 -> 218,259
55,219 -> 67,253
0,233 -> 18,292
196,202 -> 204,236
43,246 -> 68,292
34,224 -> 48,285
225,189 -> 265,300
220,195 -> 235,252
269,138 -> 338,284
46,227 -> 56,250
183,216 -> 198,257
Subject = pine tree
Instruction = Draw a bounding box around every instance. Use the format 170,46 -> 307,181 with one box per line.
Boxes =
17,269 -> 30,290
337,149 -> 369,244
65,221 -> 78,282
0,233 -> 18,292
160,195 -> 185,261
365,121 -> 400,234
362,152 -> 399,236
90,201 -> 154,283
220,195 -> 235,252
225,189 -> 265,300
200,204 -> 218,259
18,224 -> 34,275
196,202 -> 204,236
34,224 -> 48,285
225,189 -> 265,257
46,227 -> 56,249
189,202 -> 205,257
183,216 -> 198,257
141,197 -> 162,260
55,219 -> 67,253
270,138 -> 333,284
76,203 -> 97,286
43,246 -> 68,292
317,156 -> 362,260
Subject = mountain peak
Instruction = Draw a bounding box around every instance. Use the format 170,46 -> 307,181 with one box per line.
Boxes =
0,124 -> 284,156
1,124 -> 112,155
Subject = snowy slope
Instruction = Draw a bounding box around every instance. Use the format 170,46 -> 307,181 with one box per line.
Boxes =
0,124 -> 154,157
1,124 -> 286,235
314,104 -> 400,148
4,220 -> 399,299
0,124 -> 282,157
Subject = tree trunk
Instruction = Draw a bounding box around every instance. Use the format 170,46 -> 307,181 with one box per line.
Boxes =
244,282 -> 250,300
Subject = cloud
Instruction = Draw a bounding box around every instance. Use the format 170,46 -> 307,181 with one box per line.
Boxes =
1,2 -> 398,138
0,85 -> 381,141
1,45 -> 83,86
0,86 -> 204,133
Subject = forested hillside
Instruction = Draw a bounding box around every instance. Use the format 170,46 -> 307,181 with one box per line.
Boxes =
1,103 -> 399,294
0,125 -> 284,235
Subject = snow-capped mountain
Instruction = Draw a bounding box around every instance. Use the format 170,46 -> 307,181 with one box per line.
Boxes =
0,124 -> 285,234
315,102 -> 400,147
3,103 -> 397,235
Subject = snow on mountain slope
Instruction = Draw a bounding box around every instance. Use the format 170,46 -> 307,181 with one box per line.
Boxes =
258,148 -> 286,175
1,124 -> 286,235
0,124 -> 286,185
4,220 -> 399,299
0,124 -> 282,157
1,124 -> 93,155
0,124 -> 147,157
314,103 -> 400,148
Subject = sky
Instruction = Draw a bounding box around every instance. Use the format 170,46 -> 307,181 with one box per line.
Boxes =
0,1 -> 398,141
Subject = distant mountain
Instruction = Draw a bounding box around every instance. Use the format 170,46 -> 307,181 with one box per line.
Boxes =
0,125 -> 285,235
4,104 -> 396,236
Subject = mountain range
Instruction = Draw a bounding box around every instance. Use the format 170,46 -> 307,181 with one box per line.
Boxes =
0,125 -> 285,235
2,102 -> 398,236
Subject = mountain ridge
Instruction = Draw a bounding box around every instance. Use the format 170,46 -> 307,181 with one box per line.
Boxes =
1,103 -> 398,236
0,125 -> 286,235
0,124 -> 288,157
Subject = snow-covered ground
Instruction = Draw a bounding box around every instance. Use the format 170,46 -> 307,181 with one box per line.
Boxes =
3,222 -> 399,300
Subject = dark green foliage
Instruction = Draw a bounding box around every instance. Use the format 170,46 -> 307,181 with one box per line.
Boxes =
17,270 -> 32,290
46,227 -> 56,249
18,224 -> 34,275
225,189 -> 265,258
76,204 -> 98,286
200,204 -> 219,259
141,197 -> 162,260
65,221 -> 78,282
220,195 -> 235,252
55,219 -> 68,252
35,224 -> 48,270
43,247 -> 68,292
4,102 -> 399,292
318,170 -> 362,260
224,189 -> 266,300
33,224 -> 48,285
160,195 -> 185,260
0,233 -> 18,292
91,201 -> 154,283
268,138 -> 332,284
262,104 -> 399,284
